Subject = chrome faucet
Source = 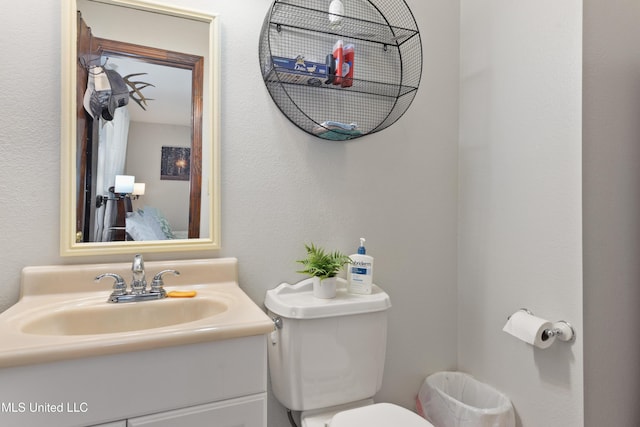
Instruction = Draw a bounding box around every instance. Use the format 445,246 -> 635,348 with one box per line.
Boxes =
95,254 -> 180,303
130,254 -> 147,295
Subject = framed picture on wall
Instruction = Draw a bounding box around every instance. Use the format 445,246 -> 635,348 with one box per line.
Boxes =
160,146 -> 190,181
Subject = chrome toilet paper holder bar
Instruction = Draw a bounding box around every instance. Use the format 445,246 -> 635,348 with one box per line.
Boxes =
508,308 -> 576,343
542,320 -> 576,343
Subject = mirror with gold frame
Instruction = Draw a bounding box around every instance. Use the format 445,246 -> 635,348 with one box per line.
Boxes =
61,0 -> 220,256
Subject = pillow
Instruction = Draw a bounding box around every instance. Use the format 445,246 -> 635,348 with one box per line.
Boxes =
126,211 -> 161,241
143,206 -> 176,239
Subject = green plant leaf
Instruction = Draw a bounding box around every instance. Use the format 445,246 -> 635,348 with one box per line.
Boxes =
296,243 -> 352,280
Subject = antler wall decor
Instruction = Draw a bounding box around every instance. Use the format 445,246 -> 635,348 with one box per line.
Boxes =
123,72 -> 155,110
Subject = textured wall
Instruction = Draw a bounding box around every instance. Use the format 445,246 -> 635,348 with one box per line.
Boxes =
0,1 -> 459,426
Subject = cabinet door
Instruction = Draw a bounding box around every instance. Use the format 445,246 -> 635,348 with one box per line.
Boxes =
91,422 -> 126,427
127,393 -> 266,427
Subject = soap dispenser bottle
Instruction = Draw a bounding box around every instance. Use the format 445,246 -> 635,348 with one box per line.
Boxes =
348,237 -> 374,294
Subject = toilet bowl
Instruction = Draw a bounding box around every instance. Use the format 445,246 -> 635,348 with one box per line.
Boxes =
300,399 -> 432,427
265,279 -> 433,427
330,403 -> 433,427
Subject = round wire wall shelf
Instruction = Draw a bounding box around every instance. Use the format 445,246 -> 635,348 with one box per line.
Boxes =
259,0 -> 422,141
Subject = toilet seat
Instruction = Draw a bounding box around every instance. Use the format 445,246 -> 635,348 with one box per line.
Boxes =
330,403 -> 433,427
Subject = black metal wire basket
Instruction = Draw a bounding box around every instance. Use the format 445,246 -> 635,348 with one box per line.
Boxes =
259,0 -> 422,141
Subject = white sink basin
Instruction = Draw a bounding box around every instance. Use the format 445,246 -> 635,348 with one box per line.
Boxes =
0,258 -> 273,368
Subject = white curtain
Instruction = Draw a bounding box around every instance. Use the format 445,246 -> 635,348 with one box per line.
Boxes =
93,106 -> 130,242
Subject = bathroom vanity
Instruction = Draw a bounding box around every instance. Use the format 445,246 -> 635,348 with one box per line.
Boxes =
0,258 -> 273,427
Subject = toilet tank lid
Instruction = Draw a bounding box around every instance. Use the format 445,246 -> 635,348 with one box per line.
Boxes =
264,278 -> 391,319
331,403 -> 433,427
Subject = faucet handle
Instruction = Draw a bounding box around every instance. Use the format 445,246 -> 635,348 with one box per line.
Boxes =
96,273 -> 127,296
150,269 -> 180,294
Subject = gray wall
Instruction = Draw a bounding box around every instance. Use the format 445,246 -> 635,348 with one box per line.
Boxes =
458,1 -> 583,425
583,0 -> 640,425
0,1 -> 459,427
11,0 -> 634,426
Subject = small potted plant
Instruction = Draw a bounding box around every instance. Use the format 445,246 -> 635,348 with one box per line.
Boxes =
296,243 -> 352,298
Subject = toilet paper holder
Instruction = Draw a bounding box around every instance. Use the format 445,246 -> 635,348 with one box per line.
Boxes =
508,308 -> 576,343
541,320 -> 576,343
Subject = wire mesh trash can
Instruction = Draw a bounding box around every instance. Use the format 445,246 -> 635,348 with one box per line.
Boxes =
416,372 -> 515,427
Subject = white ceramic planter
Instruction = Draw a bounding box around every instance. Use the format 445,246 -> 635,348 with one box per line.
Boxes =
312,276 -> 337,299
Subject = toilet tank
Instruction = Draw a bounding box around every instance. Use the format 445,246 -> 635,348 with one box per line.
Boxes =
264,278 -> 392,411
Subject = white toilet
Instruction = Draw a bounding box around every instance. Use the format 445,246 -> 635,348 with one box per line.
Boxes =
265,278 -> 433,427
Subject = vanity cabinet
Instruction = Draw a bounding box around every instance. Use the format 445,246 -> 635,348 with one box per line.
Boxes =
259,0 -> 422,140
0,258 -> 273,427
0,336 -> 268,427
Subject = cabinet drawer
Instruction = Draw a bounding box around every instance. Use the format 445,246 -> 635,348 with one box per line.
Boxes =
127,393 -> 266,427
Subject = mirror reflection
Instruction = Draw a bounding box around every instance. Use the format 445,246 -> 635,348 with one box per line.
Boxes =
61,0 -> 220,255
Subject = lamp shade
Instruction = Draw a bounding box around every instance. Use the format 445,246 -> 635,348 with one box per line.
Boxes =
114,175 -> 135,193
132,183 -> 146,196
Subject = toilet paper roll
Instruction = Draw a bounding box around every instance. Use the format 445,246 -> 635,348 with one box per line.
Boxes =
503,310 -> 555,349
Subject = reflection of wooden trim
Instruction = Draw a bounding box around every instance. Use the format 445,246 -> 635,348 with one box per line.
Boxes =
190,56 -> 204,238
76,13 -> 93,239
94,37 -> 203,70
92,37 -> 204,239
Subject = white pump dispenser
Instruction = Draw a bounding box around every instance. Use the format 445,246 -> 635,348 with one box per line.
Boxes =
348,237 -> 374,294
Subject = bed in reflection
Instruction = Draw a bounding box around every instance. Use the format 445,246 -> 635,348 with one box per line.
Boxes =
125,206 -> 188,241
